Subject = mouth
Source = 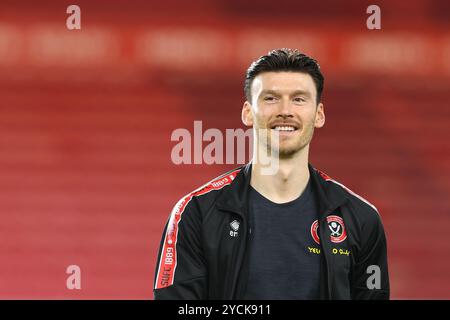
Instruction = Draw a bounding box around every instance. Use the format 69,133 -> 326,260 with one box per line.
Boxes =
270,125 -> 299,132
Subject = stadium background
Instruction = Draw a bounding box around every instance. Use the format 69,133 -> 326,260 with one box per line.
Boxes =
0,0 -> 449,299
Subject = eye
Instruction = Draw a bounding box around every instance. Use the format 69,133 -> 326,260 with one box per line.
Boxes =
264,96 -> 276,102
293,97 -> 306,103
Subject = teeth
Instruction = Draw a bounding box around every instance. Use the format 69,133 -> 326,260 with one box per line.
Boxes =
274,126 -> 295,131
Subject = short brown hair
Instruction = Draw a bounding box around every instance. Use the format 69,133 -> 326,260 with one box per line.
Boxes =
244,48 -> 324,104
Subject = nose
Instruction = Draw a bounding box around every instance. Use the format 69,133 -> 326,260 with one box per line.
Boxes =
278,98 -> 293,118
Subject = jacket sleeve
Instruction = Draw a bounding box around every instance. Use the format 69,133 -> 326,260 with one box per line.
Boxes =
351,208 -> 390,300
153,197 -> 208,299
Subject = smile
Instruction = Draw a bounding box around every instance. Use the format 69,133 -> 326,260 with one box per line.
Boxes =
271,125 -> 298,132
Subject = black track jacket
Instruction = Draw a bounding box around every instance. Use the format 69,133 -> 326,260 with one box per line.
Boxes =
154,163 -> 390,299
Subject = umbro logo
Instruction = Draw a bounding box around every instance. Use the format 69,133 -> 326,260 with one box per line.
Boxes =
229,220 -> 240,237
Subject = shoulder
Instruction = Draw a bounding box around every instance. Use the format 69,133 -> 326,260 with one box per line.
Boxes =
315,167 -> 381,223
169,166 -> 243,217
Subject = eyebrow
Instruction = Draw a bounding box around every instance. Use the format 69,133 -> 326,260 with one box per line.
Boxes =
260,89 -> 312,97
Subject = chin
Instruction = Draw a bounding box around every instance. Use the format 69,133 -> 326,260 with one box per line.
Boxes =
273,146 -> 302,158
274,140 -> 310,157
277,149 -> 300,158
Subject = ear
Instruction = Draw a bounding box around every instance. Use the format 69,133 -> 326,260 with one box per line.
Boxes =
241,101 -> 253,127
314,103 -> 325,128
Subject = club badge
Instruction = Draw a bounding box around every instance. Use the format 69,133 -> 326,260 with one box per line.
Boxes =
310,215 -> 347,244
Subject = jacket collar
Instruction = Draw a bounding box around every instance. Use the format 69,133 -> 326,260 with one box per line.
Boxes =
215,162 -> 252,217
308,163 -> 349,218
216,162 -> 349,220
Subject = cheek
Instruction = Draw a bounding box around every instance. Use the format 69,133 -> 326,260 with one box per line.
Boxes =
298,110 -> 315,122
253,108 -> 270,122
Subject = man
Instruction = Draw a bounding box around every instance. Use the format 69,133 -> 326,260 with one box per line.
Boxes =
154,48 -> 389,299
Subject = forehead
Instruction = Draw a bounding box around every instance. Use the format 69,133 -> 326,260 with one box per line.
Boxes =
251,71 -> 316,95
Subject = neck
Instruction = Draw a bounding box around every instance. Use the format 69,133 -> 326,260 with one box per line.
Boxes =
250,145 -> 310,203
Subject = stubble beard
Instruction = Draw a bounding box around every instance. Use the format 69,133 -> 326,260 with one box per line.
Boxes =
257,119 -> 316,159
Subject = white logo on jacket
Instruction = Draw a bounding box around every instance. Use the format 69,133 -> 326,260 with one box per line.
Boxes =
229,220 -> 240,237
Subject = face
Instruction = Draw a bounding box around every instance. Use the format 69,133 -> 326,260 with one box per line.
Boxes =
242,71 -> 325,158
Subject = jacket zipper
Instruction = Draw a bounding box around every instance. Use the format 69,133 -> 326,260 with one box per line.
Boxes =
230,216 -> 249,299
319,208 -> 336,299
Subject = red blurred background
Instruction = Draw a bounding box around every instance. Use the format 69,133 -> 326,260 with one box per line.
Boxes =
0,0 -> 449,299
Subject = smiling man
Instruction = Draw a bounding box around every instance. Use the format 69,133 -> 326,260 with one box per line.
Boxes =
154,48 -> 390,300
